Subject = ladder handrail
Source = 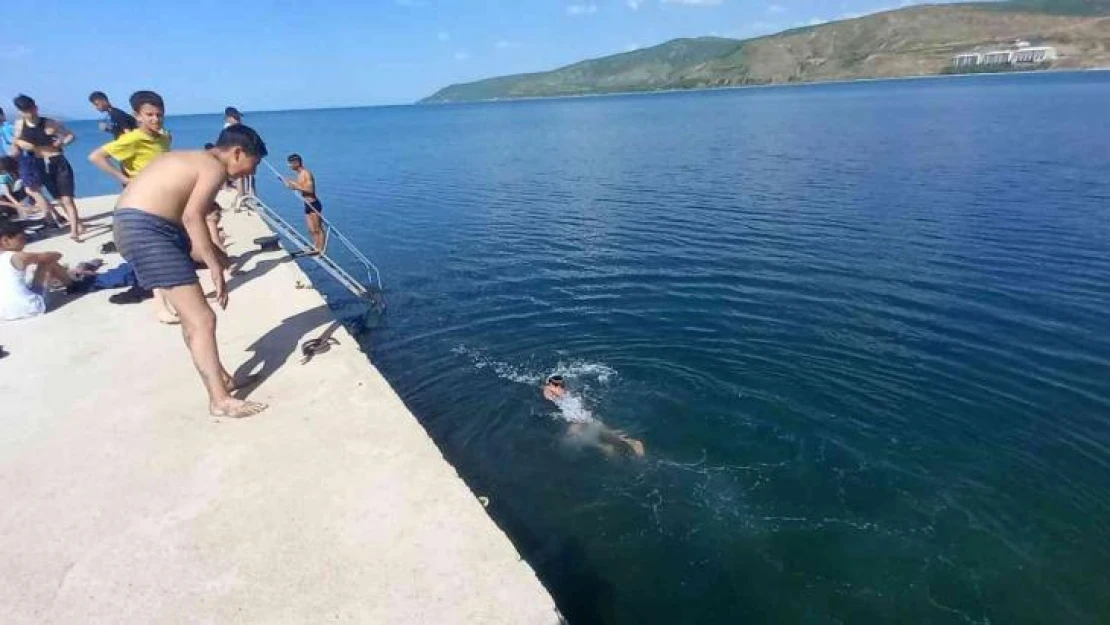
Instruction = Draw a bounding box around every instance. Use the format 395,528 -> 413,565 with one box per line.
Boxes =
240,191 -> 382,302
252,159 -> 383,292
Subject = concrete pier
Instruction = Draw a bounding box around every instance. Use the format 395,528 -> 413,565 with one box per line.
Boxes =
0,196 -> 562,624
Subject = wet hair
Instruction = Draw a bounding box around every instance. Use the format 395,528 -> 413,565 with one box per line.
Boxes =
88,91 -> 108,103
12,94 -> 35,112
203,142 -> 215,150
287,153 -> 302,164
546,375 -> 566,387
129,90 -> 164,113
215,123 -> 268,158
224,106 -> 242,121
0,219 -> 25,238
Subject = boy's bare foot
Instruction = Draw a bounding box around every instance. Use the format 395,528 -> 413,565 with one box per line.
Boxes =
222,372 -> 259,393
156,309 -> 181,325
623,437 -> 646,457
210,397 -> 268,418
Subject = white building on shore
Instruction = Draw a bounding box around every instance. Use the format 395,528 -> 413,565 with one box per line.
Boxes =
953,53 -> 981,69
950,45 -> 1057,69
1012,46 -> 1057,64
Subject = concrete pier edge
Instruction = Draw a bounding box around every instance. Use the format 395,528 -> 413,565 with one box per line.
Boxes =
0,194 -> 563,624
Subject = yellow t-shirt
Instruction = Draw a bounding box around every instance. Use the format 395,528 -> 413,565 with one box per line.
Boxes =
102,129 -> 172,176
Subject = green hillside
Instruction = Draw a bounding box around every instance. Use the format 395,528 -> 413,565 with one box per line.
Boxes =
991,0 -> 1110,14
421,0 -> 1110,103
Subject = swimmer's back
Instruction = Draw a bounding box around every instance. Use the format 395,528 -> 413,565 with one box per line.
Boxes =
116,151 -> 225,223
553,394 -> 595,424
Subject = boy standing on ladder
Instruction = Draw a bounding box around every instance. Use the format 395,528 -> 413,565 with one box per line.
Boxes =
283,153 -> 325,255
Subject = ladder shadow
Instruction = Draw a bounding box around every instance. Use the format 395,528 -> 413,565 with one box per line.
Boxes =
224,249 -> 294,293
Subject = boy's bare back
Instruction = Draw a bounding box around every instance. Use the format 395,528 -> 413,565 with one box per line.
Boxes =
117,151 -> 227,223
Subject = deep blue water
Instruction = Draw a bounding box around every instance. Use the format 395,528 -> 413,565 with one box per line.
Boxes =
68,72 -> 1110,624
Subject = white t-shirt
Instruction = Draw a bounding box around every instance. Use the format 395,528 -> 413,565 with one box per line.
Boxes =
0,251 -> 45,321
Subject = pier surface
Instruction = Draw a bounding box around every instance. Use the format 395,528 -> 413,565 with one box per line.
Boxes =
0,196 -> 561,624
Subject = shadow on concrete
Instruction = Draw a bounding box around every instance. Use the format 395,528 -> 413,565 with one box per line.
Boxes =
79,224 -> 114,242
79,208 -> 116,223
46,289 -> 88,315
225,249 -> 293,294
231,305 -> 340,399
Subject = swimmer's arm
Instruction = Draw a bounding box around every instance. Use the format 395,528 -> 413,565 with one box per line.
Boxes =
544,387 -> 559,401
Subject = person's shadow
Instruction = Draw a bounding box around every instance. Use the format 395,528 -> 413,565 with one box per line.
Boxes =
232,304 -> 341,398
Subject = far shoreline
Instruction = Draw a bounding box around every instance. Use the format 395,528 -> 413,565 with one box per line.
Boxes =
59,66 -> 1110,122
415,66 -> 1110,107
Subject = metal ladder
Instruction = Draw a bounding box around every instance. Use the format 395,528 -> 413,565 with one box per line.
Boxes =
238,191 -> 384,307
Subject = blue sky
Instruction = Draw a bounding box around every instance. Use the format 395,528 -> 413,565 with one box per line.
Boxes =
3,0 -> 952,118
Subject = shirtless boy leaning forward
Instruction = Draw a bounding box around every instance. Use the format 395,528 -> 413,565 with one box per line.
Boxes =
113,124 -> 268,418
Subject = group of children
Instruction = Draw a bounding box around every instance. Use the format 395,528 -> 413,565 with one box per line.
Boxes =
0,92 -> 650,454
1,90 -> 275,417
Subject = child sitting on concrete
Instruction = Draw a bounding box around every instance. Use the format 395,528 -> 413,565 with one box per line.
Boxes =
0,219 -> 72,321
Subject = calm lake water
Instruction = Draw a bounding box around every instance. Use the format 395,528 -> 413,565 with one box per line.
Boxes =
68,72 -> 1110,624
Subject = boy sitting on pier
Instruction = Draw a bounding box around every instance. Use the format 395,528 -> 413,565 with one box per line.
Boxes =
113,124 -> 269,418
0,219 -> 72,321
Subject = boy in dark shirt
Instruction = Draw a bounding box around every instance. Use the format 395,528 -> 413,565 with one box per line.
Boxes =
88,91 -> 137,139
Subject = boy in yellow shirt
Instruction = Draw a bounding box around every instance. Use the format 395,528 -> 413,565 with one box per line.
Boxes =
90,90 -> 180,324
88,91 -> 171,185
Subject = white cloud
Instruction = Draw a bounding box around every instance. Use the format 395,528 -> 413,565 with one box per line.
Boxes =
767,3 -> 786,14
495,40 -> 519,49
454,50 -> 471,61
566,4 -> 598,14
624,43 -> 642,52
805,16 -> 826,25
661,0 -> 722,6
437,32 -> 451,42
627,0 -> 642,9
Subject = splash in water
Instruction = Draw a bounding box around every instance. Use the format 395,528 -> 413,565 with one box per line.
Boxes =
548,393 -> 596,424
451,345 -> 616,390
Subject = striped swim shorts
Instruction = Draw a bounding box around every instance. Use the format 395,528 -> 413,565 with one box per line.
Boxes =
113,208 -> 198,289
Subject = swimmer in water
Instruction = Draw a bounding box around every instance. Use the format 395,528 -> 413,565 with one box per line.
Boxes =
543,375 -> 646,457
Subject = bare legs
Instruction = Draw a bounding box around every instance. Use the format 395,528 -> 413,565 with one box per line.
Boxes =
305,212 -> 325,253
24,186 -> 63,226
568,422 -> 646,458
58,196 -> 83,241
152,288 -> 179,324
163,282 -> 267,418
30,259 -> 72,290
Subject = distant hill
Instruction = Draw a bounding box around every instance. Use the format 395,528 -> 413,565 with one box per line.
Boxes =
421,0 -> 1110,103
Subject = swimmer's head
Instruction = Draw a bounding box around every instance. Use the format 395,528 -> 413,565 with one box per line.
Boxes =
545,375 -> 566,388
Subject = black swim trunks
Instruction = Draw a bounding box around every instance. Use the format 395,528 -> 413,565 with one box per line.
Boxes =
114,208 -> 198,289
38,155 -> 76,199
303,198 -> 323,215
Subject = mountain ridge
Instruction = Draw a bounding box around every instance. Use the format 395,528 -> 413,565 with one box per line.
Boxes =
421,1 -> 1110,103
